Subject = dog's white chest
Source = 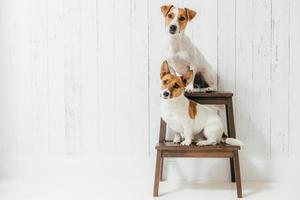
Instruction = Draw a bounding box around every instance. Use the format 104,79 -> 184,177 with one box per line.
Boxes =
161,98 -> 188,133
164,36 -> 194,75
161,100 -> 187,133
167,51 -> 190,75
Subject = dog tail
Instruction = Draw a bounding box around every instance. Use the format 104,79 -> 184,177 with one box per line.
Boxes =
222,137 -> 243,146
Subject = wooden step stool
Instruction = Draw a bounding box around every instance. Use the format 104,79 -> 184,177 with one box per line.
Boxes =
153,92 -> 242,198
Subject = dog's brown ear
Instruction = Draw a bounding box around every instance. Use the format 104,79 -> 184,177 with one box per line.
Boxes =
161,5 -> 174,16
181,70 -> 193,85
160,60 -> 170,79
185,8 -> 197,21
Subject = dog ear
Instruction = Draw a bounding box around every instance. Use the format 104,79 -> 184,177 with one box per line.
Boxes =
160,60 -> 170,79
161,5 -> 174,16
181,70 -> 193,85
185,8 -> 197,21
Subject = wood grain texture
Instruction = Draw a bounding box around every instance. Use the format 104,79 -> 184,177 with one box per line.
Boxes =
148,0 -> 165,156
80,0 -> 99,155
270,0 -> 290,157
15,0 -> 34,156
97,0 -> 116,156
235,0 -> 256,158
129,0 -> 149,156
235,0 -> 272,159
0,0 -> 299,168
289,0 -> 300,158
47,0 -> 65,155
63,0 -> 82,155
0,0 -> 18,156
251,0 -> 271,159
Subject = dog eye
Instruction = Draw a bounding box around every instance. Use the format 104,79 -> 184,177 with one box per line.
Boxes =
179,16 -> 186,21
173,83 -> 180,88
168,14 -> 173,19
162,80 -> 168,84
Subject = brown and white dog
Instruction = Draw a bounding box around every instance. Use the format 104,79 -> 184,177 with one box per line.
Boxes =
160,60 -> 243,146
161,5 -> 217,92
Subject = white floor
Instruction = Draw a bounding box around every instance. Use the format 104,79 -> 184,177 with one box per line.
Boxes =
0,178 -> 299,200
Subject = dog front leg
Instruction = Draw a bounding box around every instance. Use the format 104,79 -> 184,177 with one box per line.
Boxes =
185,68 -> 196,93
181,125 -> 193,146
173,132 -> 181,144
200,67 -> 217,91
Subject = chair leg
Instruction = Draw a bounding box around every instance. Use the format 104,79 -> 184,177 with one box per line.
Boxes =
230,158 -> 236,182
233,151 -> 242,198
153,150 -> 162,197
160,157 -> 164,181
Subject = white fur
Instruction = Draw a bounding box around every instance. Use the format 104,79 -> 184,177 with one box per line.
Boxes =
161,93 -> 243,146
164,9 -> 217,92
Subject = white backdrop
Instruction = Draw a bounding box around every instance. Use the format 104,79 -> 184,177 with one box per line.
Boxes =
0,0 -> 300,181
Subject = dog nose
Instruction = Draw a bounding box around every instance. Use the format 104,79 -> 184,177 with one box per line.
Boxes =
163,91 -> 170,97
170,25 -> 177,32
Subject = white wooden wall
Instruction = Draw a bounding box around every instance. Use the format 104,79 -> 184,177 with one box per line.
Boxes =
1,0 -> 300,180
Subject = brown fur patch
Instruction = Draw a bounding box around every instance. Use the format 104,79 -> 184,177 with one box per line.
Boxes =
178,8 -> 188,32
161,5 -> 174,16
160,61 -> 194,98
181,70 -> 193,86
160,60 -> 170,79
161,75 -> 185,98
185,8 -> 197,21
164,11 -> 174,26
188,100 -> 197,119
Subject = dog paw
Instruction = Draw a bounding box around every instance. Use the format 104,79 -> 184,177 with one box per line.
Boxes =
197,140 -> 217,146
181,139 -> 192,146
185,85 -> 194,93
173,137 -> 181,144
196,141 -> 206,146
205,87 -> 216,92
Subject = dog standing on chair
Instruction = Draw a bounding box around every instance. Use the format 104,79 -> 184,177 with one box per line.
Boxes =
161,5 -> 217,92
160,60 -> 243,146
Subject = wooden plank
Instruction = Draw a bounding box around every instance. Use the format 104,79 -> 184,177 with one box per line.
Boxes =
80,0 -> 99,155
14,0 -> 35,156
97,0 -> 116,156
156,142 -> 240,151
289,0 -> 300,158
0,0 -> 18,156
185,92 -> 233,97
240,0 -> 272,159
30,0 -> 50,155
217,0 -> 236,92
63,0 -> 81,155
235,0 -> 256,158
148,0 -> 165,156
163,152 -> 234,158
47,0 -> 65,155
217,0 -> 236,136
270,0 -> 290,158
236,0 -> 272,159
129,0 -> 149,156
251,0 -> 271,159
114,0 -> 132,156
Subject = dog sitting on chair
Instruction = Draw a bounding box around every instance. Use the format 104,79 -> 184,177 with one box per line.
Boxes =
160,60 -> 243,146
161,5 -> 217,92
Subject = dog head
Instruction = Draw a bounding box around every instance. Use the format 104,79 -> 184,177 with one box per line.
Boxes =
160,5 -> 197,35
160,60 -> 193,99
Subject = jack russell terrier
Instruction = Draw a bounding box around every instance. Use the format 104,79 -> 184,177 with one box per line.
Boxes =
161,5 -> 217,92
160,60 -> 243,146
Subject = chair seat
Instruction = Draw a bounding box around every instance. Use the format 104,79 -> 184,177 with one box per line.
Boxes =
185,91 -> 233,98
156,141 -> 240,151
